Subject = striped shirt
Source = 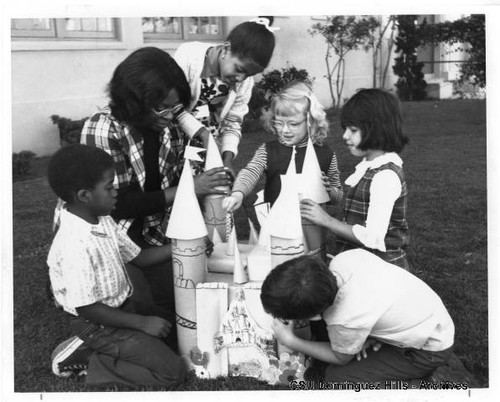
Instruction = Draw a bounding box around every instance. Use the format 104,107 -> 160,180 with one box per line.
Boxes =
232,138 -> 343,205
47,208 -> 140,316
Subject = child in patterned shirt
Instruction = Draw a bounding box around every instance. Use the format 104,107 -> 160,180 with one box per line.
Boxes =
47,144 -> 188,387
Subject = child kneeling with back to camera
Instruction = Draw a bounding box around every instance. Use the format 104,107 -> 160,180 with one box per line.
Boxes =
260,249 -> 454,383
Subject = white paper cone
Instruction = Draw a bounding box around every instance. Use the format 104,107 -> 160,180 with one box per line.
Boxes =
298,136 -> 330,203
248,219 -> 259,245
233,242 -> 249,284
268,174 -> 302,239
166,159 -> 208,240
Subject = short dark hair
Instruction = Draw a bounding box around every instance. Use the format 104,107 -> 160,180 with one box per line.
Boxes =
227,18 -> 276,68
47,144 -> 114,203
260,256 -> 337,320
107,46 -> 191,126
340,88 -> 409,153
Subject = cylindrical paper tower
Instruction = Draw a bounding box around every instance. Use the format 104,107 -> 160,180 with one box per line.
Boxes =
301,218 -> 326,262
171,238 -> 207,356
270,236 -> 305,268
204,134 -> 229,241
166,155 -> 209,357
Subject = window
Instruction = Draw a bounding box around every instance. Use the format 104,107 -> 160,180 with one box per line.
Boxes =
142,17 -> 224,41
11,18 -> 118,40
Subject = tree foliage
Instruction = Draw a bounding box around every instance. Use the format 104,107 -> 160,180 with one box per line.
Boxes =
310,15 -> 380,108
392,15 -> 428,101
421,14 -> 485,88
248,65 -> 314,119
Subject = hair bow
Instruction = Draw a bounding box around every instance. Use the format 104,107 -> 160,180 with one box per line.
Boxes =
250,17 -> 280,32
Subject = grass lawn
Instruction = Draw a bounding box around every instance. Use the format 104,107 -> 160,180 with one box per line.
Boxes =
12,99 -> 487,392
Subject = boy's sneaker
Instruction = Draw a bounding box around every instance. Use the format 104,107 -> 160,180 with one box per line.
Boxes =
51,336 -> 90,378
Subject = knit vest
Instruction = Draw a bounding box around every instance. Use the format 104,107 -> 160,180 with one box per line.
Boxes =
264,140 -> 333,206
336,162 -> 409,264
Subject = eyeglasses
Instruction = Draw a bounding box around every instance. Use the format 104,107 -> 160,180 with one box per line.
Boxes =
271,119 -> 306,131
152,103 -> 183,118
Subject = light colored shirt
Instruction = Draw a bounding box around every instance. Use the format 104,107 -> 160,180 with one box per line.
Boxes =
174,41 -> 254,157
47,208 -> 140,316
346,152 -> 403,251
323,249 -> 455,355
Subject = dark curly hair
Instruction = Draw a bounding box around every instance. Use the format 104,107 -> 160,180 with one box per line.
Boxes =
227,17 -> 276,68
47,144 -> 114,203
261,256 -> 337,320
107,46 -> 191,127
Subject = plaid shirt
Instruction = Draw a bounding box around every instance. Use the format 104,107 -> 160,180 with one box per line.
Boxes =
80,107 -> 189,246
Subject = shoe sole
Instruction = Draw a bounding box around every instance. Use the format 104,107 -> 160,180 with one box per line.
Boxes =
51,336 -> 85,377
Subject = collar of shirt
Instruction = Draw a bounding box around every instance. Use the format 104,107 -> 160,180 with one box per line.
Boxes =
60,207 -> 106,237
345,152 -> 403,187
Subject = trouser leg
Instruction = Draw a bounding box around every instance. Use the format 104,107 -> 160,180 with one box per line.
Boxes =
84,326 -> 186,387
324,344 -> 453,382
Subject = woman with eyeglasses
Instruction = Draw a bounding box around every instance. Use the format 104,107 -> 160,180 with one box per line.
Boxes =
223,81 -> 343,212
77,47 -> 232,315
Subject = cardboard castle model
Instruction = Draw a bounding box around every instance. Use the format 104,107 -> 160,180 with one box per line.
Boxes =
165,136 -> 329,384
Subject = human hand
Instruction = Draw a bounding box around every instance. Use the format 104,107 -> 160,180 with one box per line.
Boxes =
222,151 -> 236,179
321,172 -> 334,193
193,167 -> 233,197
204,236 -> 214,257
300,198 -> 330,226
271,318 -> 296,347
355,338 -> 382,361
222,192 -> 244,212
140,316 -> 172,338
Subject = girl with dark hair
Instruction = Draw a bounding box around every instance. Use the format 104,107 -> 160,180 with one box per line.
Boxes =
57,47 -> 232,316
174,17 -> 278,171
300,88 -> 411,270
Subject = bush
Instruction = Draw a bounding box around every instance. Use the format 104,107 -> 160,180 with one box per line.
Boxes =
421,14 -> 485,88
248,65 -> 314,120
50,115 -> 87,146
392,15 -> 427,101
12,151 -> 36,176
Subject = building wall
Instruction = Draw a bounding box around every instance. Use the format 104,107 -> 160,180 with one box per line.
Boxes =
14,15 -> 466,156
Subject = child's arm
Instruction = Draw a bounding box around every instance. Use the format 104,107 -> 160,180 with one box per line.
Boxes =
352,170 -> 401,251
218,78 -> 254,168
272,319 -> 353,365
223,143 -> 268,212
76,302 -> 171,338
300,199 -> 361,246
130,245 -> 172,268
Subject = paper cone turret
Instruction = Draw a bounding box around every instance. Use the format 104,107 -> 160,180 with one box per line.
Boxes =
248,219 -> 259,245
268,174 -> 303,240
268,162 -> 305,267
205,133 -> 224,172
297,136 -> 330,203
166,158 -> 208,240
233,240 -> 249,284
211,227 -> 223,245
